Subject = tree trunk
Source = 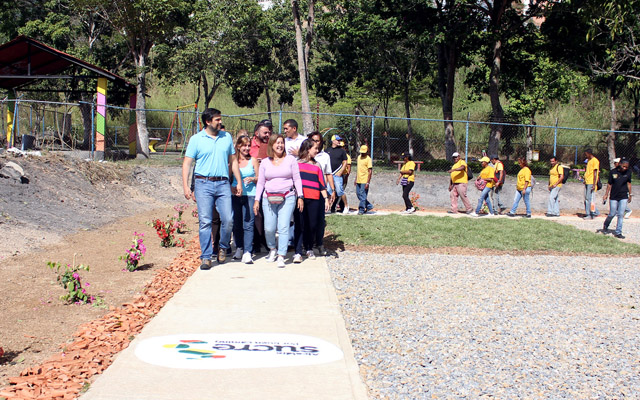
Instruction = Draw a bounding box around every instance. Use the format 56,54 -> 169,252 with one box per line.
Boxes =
202,73 -> 220,109
79,101 -> 92,150
607,89 -> 619,169
134,49 -> 150,159
292,0 -> 314,134
438,42 -> 458,160
265,87 -> 272,118
355,107 -> 362,149
526,119 -> 534,163
403,79 -> 414,157
487,38 -> 504,157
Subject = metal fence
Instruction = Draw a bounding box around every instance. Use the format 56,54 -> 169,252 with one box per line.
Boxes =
2,98 -> 638,170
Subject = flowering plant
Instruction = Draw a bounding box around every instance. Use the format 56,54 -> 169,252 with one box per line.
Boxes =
410,192 -> 421,210
151,218 -> 185,248
120,232 -> 146,271
48,256 -> 95,304
173,203 -> 189,233
191,207 -> 198,218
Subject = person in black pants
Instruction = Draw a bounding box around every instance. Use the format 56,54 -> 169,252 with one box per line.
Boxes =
396,152 -> 416,213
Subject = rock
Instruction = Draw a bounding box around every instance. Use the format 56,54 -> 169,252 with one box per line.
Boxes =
0,161 -> 28,183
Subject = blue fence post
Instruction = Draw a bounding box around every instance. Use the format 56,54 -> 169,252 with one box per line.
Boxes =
465,112 -> 470,163
574,145 -> 578,165
90,102 -> 95,158
553,118 -> 558,156
370,116 -> 375,159
278,109 -> 283,134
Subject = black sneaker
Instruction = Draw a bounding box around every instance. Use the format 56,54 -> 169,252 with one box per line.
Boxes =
524,214 -> 531,218
596,228 -> 610,234
614,233 -> 626,239
200,259 -> 213,270
507,212 -> 516,217
499,207 -> 507,214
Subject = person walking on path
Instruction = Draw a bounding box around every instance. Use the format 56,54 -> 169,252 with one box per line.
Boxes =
283,119 -> 306,158
253,134 -> 304,268
337,140 -> 352,213
355,145 -> 373,215
470,156 -> 496,217
249,120 -> 272,162
231,136 -> 259,264
293,139 -> 331,261
309,132 -> 333,256
507,157 -> 533,218
613,157 -> 632,218
326,135 -> 349,214
583,148 -> 600,219
546,156 -> 564,217
490,155 -> 506,214
182,108 -> 242,270
397,152 -> 416,214
598,159 -> 633,239
447,152 -> 472,214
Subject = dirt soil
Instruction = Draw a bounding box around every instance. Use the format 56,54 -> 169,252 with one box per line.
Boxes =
0,152 -> 194,386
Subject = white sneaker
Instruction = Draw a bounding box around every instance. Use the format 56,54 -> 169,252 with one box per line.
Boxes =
306,250 -> 316,260
486,213 -> 496,217
293,253 -> 303,263
342,208 -> 350,215
625,210 -> 632,219
233,247 -> 243,260
316,246 -> 327,256
241,252 -> 253,264
407,207 -> 415,213
266,249 -> 277,262
469,212 -> 479,217
277,255 -> 286,268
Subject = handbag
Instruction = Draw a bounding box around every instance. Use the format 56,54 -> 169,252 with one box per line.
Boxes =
475,177 -> 486,191
266,190 -> 289,204
400,177 -> 408,186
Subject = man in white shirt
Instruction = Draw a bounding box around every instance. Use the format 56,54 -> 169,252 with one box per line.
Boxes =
283,119 -> 306,158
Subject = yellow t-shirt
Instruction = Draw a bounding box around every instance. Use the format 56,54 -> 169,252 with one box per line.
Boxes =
345,154 -> 352,175
516,167 -> 532,191
356,155 -> 372,184
584,157 -> 600,185
549,164 -> 563,188
480,165 -> 495,188
494,161 -> 504,184
401,160 -> 416,182
450,160 -> 468,184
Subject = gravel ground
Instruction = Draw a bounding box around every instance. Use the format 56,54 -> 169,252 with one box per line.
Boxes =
327,252 -> 640,399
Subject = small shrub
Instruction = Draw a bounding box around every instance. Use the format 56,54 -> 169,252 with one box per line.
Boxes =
151,218 -> 185,248
48,257 -> 95,304
120,232 -> 146,271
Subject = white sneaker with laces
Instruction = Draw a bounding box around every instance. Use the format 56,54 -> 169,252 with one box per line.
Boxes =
342,207 -> 350,215
625,210 -> 632,219
266,249 -> 277,262
469,212 -> 479,217
407,207 -> 415,213
241,252 -> 253,264
233,247 -> 243,260
277,255 -> 286,268
293,253 -> 303,263
306,250 -> 316,260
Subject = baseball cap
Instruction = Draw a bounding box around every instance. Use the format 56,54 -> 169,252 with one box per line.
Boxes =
360,145 -> 368,153
490,154 -> 498,159
331,134 -> 342,141
613,157 -> 621,163
452,152 -> 460,157
479,156 -> 490,163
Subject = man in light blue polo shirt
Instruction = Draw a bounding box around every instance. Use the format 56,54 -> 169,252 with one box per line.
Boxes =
182,108 -> 242,270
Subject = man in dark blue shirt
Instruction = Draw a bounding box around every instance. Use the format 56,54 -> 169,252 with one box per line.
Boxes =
598,159 -> 632,239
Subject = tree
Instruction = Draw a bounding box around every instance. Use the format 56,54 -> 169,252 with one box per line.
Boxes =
291,0 -> 315,133
90,0 -> 192,158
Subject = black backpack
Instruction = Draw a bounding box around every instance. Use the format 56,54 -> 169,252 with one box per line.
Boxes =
561,165 -> 570,184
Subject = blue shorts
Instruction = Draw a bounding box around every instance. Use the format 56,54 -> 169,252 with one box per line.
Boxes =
328,175 -> 345,197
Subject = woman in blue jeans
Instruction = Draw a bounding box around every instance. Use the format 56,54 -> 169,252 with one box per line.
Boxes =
253,135 -> 304,268
507,157 -> 533,217
231,136 -> 259,264
470,156 -> 496,217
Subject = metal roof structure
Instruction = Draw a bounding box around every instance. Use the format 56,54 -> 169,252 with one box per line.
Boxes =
0,35 -> 134,91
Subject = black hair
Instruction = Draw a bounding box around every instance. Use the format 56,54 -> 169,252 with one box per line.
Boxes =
254,122 -> 271,134
309,131 -> 323,151
201,108 -> 221,126
298,139 -> 315,160
283,119 -> 298,129
585,148 -> 593,155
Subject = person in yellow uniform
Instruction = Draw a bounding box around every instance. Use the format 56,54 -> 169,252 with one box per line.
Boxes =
397,152 -> 416,213
355,145 -> 374,214
490,154 -> 506,213
583,148 -> 600,219
470,156 -> 496,216
447,152 -> 473,214
507,157 -> 532,218
546,156 -> 564,217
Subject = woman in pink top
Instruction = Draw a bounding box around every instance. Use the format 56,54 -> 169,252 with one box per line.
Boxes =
253,134 -> 304,267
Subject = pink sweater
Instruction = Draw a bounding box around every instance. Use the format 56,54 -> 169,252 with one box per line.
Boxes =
255,155 -> 303,201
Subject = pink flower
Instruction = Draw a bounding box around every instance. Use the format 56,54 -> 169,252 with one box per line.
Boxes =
85,282 -> 90,287
72,272 -> 80,279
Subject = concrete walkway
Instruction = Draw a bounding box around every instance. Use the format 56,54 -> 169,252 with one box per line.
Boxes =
81,255 -> 368,400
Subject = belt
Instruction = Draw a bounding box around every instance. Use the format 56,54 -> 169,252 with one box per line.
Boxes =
195,175 -> 228,181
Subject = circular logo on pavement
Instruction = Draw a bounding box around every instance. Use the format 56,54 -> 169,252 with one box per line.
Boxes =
135,333 -> 344,369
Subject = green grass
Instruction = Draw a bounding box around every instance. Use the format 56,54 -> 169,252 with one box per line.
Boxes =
326,214 -> 640,255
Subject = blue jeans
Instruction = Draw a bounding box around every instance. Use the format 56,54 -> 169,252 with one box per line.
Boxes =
547,186 -> 561,216
584,184 -> 600,217
604,198 -> 627,235
356,183 -> 373,213
232,195 -> 255,254
510,186 -> 532,215
328,175 -> 345,197
262,195 -> 297,256
194,179 -> 233,260
475,186 -> 494,214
